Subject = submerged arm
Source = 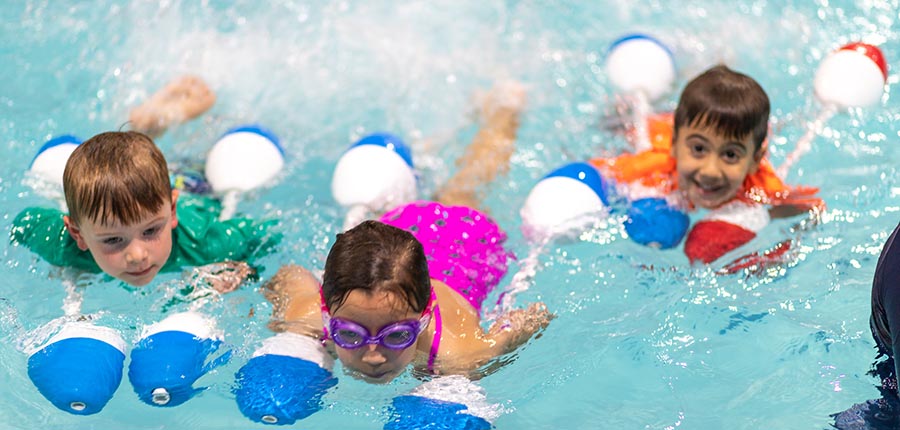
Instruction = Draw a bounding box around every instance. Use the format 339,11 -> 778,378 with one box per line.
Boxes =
768,204 -> 815,219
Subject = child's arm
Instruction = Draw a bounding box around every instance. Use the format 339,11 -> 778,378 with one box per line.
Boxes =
262,265 -> 324,339
437,302 -> 552,374
168,195 -> 282,275
768,203 -> 817,219
9,207 -> 100,272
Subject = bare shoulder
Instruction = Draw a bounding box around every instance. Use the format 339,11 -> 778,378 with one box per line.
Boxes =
264,265 -> 319,296
414,281 -> 478,370
264,264 -> 323,337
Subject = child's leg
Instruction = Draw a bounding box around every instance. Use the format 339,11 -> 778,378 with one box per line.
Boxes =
434,81 -> 526,210
128,75 -> 216,138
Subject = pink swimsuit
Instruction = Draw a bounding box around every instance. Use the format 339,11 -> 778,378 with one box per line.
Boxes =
380,201 -> 511,370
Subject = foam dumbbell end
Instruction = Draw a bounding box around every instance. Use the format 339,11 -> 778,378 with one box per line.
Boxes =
128,312 -> 231,407
625,197 -> 689,249
234,332 -> 337,425
520,162 -> 608,241
205,125 -> 284,193
27,322 -> 125,415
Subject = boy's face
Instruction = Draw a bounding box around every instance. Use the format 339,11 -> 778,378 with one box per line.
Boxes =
672,123 -> 763,209
64,190 -> 179,286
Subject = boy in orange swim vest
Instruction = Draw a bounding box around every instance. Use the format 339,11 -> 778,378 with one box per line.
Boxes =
592,65 -> 823,267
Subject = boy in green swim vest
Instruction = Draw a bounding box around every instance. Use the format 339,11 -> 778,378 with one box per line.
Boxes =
11,76 -> 279,290
11,130 -> 279,290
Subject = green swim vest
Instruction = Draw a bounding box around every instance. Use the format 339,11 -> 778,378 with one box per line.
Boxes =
9,195 -> 280,273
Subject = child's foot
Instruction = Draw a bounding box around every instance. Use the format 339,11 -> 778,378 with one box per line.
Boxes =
129,75 -> 216,138
434,81 -> 526,209
476,80 -> 527,123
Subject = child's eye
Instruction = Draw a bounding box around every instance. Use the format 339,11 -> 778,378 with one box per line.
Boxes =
690,143 -> 707,155
143,227 -> 160,237
722,149 -> 742,163
102,237 -> 123,245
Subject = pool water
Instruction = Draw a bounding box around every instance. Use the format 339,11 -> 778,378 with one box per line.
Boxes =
1,1 -> 899,429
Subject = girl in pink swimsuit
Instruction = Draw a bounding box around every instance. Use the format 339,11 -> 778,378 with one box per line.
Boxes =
377,200 -> 513,372
264,82 -> 551,383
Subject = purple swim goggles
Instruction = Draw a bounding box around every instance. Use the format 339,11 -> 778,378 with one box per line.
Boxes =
321,290 -> 432,350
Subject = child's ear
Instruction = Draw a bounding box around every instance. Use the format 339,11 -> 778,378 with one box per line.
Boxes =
670,131 -> 678,157
63,216 -> 89,251
169,189 -> 179,229
750,144 -> 766,174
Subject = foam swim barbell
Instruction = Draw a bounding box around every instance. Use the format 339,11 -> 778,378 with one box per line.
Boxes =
520,32 -> 689,249
779,41 -> 888,177
814,41 -> 888,109
29,135 -> 82,189
386,375 -> 496,430
606,33 -> 676,153
605,33 -> 676,103
27,135 -> 82,208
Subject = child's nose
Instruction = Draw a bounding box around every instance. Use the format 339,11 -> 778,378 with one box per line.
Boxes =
360,346 -> 388,366
125,244 -> 149,265
697,159 -> 722,179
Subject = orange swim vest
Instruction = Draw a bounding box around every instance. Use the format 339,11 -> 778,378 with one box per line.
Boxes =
589,114 -> 824,211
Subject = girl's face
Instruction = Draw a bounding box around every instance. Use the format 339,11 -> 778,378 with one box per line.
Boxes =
329,290 -> 422,383
672,123 -> 763,209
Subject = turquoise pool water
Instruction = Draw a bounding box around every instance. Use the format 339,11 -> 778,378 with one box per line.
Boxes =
1,1 -> 898,429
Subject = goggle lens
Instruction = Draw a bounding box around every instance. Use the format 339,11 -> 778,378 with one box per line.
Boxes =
329,319 -> 420,350
333,328 -> 365,347
381,327 -> 415,348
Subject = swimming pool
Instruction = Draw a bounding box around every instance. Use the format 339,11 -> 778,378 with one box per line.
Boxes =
1,0 -> 898,428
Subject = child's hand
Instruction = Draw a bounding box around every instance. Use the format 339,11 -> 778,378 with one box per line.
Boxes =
192,261 -> 255,294
488,302 -> 554,352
